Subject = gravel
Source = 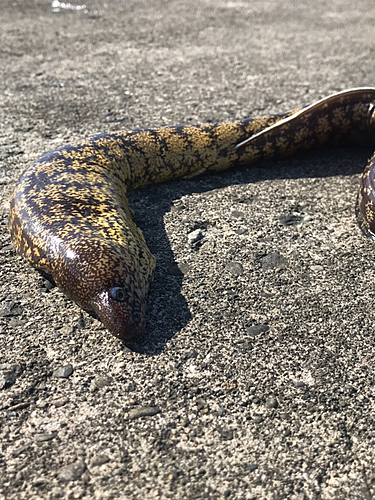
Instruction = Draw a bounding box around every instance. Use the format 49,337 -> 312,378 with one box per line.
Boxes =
1,0 -> 375,499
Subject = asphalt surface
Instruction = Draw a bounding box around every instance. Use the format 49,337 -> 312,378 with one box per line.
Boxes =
1,1 -> 375,499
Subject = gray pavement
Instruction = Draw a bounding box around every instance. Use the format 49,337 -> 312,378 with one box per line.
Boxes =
1,1 -> 375,499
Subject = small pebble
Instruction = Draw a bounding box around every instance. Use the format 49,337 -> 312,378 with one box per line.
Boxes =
311,264 -> 324,272
75,317 -> 86,329
215,406 -> 226,417
231,210 -> 245,219
9,318 -> 25,327
219,427 -> 234,440
168,262 -> 191,275
240,341 -> 252,350
265,397 -> 278,409
53,364 -> 73,378
7,402 -> 29,411
188,229 -> 204,244
126,406 -> 161,420
234,227 -> 247,235
57,461 -> 86,482
91,454 -> 110,467
33,477 -> 46,487
43,279 -> 54,290
12,445 -> 29,457
90,374 -> 113,391
34,432 -> 57,443
246,324 -> 269,336
0,364 -> 23,389
225,261 -> 244,276
0,301 -> 22,317
15,470 -> 24,482
177,262 -> 191,274
183,349 -> 198,360
171,203 -> 185,213
59,325 -> 74,335
259,252 -> 288,270
279,214 -> 303,226
168,470 -> 179,481
52,399 -> 67,408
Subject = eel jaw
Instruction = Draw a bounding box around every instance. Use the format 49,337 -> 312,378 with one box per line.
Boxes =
90,290 -> 147,341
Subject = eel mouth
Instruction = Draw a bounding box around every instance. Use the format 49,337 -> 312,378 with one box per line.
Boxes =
89,293 -> 147,342
101,315 -> 145,341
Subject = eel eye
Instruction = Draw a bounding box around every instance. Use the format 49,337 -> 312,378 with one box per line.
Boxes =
110,287 -> 126,302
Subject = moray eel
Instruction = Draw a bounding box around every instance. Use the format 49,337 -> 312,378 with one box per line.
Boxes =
8,88 -> 375,341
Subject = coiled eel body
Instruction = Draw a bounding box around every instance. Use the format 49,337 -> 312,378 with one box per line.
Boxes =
8,88 -> 375,341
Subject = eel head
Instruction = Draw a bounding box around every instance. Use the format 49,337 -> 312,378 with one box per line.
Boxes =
53,236 -> 156,342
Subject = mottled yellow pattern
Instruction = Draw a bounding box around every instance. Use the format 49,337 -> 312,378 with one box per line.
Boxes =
8,88 -> 375,340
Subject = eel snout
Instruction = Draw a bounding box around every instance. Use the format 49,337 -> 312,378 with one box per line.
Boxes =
90,289 -> 147,341
54,238 -> 151,342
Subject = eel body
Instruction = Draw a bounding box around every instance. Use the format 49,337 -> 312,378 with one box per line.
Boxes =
8,88 -> 375,340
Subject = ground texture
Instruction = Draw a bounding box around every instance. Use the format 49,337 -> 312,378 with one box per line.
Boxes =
1,1 -> 375,499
